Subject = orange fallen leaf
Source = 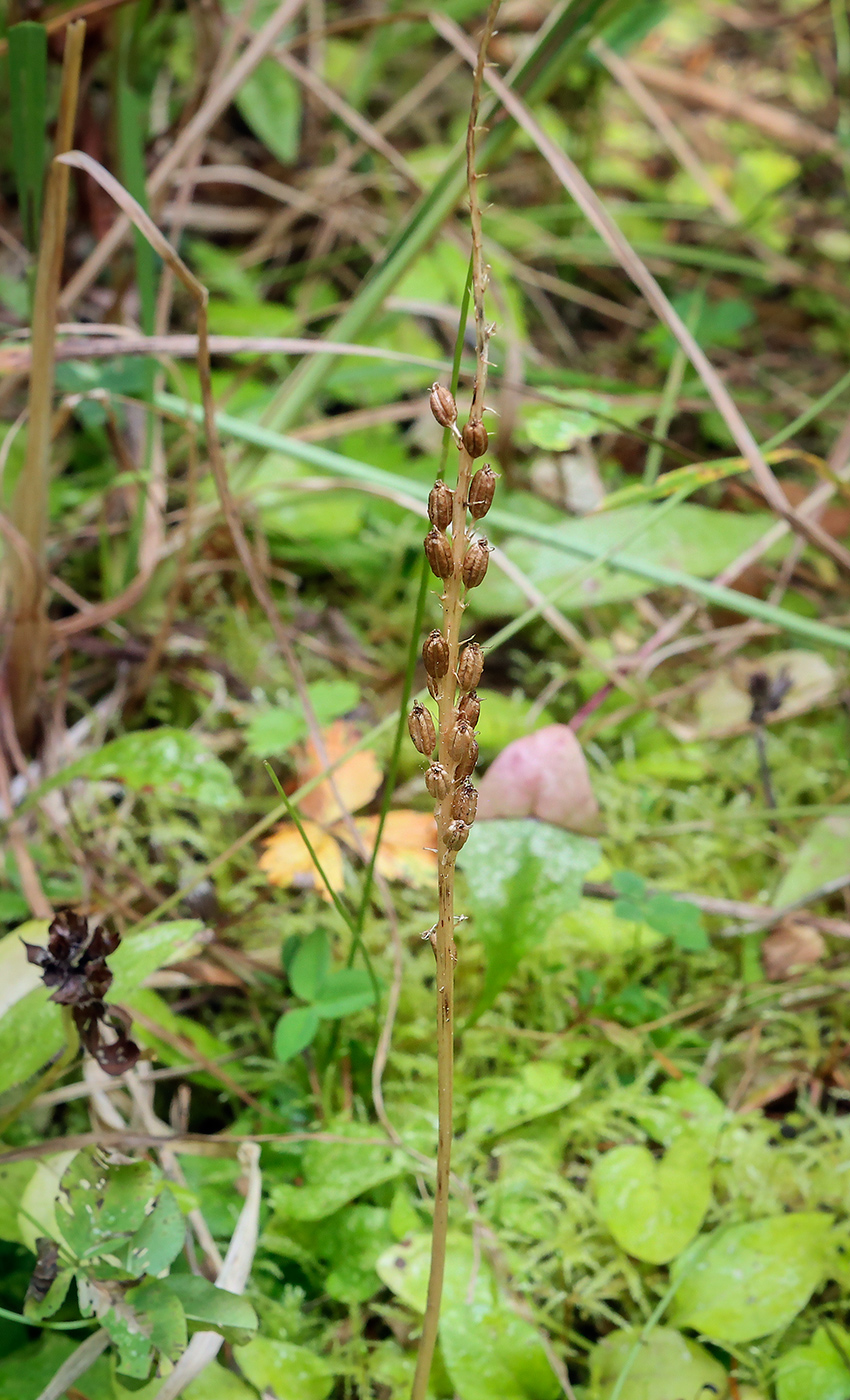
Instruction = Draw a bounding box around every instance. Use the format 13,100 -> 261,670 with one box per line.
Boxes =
298,720 -> 382,825
341,810 -> 438,887
258,819 -> 344,902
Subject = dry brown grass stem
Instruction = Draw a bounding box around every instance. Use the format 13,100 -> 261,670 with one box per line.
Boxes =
435,12 -> 850,576
5,21 -> 86,748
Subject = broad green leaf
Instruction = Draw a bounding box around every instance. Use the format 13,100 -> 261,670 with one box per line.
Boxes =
312,1204 -> 393,1304
288,930 -> 331,1002
55,729 -> 240,809
164,1276 -> 257,1345
641,893 -> 708,952
459,819 -> 598,1015
273,1005 -> 320,1062
776,1325 -> 850,1400
376,1232 -> 486,1314
478,504 -> 781,617
233,1338 -> 333,1400
244,707 -> 305,758
773,812 -> 850,909
633,1078 -> 727,1147
183,1361 -> 257,1400
523,389 -> 646,450
588,1326 -> 727,1400
125,1280 -> 187,1362
235,59 -> 301,164
269,1124 -> 405,1222
466,1062 -> 580,1140
0,920 -> 201,1096
670,1213 -> 835,1342
126,1188 -> 186,1278
642,294 -> 755,367
0,1160 -> 37,1244
18,1151 -> 78,1255
312,967 -> 377,1019
24,1267 -> 73,1322
61,1155 -> 160,1259
103,1306 -> 153,1379
440,1300 -> 559,1400
592,1134 -> 712,1264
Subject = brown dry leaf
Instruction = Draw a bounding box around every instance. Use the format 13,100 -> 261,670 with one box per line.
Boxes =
340,811 -> 438,887
258,819 -> 344,902
476,724 -> 601,834
761,919 -> 826,981
298,720 -> 383,825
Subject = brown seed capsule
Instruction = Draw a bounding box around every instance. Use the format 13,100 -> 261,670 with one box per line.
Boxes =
449,719 -> 478,779
468,464 -> 496,519
452,779 -> 478,825
424,527 -> 454,580
456,641 -> 484,692
425,763 -> 451,800
427,672 -> 440,700
462,419 -> 488,459
428,480 -> 454,532
423,629 -> 450,679
429,383 -> 458,428
458,690 -> 480,727
462,537 -> 490,589
408,701 -> 436,756
444,819 -> 470,852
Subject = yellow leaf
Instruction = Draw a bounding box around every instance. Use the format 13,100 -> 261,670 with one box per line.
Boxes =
258,820 -> 344,902
298,720 -> 383,826
340,811 -> 438,887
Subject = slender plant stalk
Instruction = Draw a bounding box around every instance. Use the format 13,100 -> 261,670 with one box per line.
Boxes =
6,20 -> 86,748
409,10 -> 500,1397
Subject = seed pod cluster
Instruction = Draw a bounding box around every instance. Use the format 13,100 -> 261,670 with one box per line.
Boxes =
408,385 -> 496,866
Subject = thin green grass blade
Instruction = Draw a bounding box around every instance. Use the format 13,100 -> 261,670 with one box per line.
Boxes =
262,0 -> 633,432
9,21 -> 48,252
154,390 -> 850,653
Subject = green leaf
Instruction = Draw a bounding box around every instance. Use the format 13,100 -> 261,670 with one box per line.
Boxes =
9,23 -> 47,251
592,1134 -> 712,1264
103,1306 -> 153,1380
183,1360 -> 258,1400
55,729 -> 240,809
319,1205 -> 393,1304
61,1155 -> 160,1259
0,920 -> 202,1096
243,708 -> 306,758
773,812 -> 850,909
126,1280 -> 187,1363
588,1326 -> 728,1400
288,930 -> 331,1002
459,819 -> 599,1015
523,389 -> 646,450
269,1125 -> 405,1222
670,1213 -> 835,1343
125,1188 -> 186,1278
466,1062 -> 580,1141
235,59 -> 301,164
632,1078 -> 727,1148
611,871 -> 646,899
273,1005 -> 320,1063
0,1161 -> 37,1244
233,1338 -> 333,1400
642,893 -> 709,952
0,1335 -> 77,1400
312,967 -> 377,1019
776,1325 -> 850,1400
481,503 -> 782,617
163,1276 -> 257,1345
440,1299 -> 560,1400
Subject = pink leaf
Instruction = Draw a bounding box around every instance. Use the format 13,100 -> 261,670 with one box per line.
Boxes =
476,724 -> 600,834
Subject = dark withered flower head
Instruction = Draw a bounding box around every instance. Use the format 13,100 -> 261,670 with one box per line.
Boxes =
23,909 -> 140,1076
748,668 -> 792,726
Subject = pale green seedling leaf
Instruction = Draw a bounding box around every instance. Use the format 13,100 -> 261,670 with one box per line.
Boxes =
670,1213 -> 835,1342
773,812 -> 850,909
633,1078 -> 727,1147
288,930 -> 331,1001
269,1125 -> 405,1221
592,1133 -> 712,1264
273,1005 -> 320,1063
183,1360 -> 257,1400
466,1061 -> 580,1140
459,819 -> 598,1015
588,1326 -> 727,1400
776,1325 -> 850,1400
164,1276 -> 257,1345
312,967 -> 377,1019
235,59 -> 301,164
234,1338 -> 333,1400
440,1299 -> 559,1400
55,729 -> 239,809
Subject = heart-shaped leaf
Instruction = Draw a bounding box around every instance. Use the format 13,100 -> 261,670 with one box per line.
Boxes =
592,1133 -> 712,1264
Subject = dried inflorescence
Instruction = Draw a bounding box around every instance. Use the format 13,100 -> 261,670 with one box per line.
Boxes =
23,909 -> 141,1075
407,385 -> 495,869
